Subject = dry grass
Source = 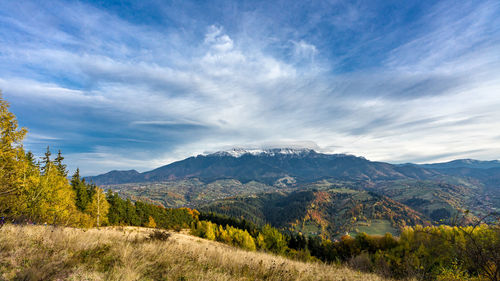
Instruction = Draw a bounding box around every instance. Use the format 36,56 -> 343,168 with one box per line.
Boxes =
0,224 -> 391,281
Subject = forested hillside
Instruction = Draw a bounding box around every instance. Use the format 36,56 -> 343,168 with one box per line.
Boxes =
200,188 -> 429,238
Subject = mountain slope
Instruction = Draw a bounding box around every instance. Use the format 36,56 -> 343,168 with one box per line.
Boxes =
105,178 -> 278,208
419,159 -> 500,170
87,169 -> 140,185
200,188 -> 429,238
87,149 -> 441,185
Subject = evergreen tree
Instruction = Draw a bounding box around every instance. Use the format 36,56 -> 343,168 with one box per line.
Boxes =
54,150 -> 67,177
125,198 -> 140,226
71,169 -> 89,212
40,146 -> 51,175
25,151 -> 37,167
106,190 -> 127,225
86,182 -> 97,203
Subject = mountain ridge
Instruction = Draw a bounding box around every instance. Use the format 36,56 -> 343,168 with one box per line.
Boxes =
419,159 -> 500,169
86,149 -> 441,185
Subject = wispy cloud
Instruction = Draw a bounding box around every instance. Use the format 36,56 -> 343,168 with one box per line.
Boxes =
0,0 -> 499,175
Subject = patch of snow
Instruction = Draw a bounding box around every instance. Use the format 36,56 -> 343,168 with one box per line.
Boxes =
208,148 -> 315,158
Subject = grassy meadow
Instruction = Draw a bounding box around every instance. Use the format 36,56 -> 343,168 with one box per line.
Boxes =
0,224 -> 392,281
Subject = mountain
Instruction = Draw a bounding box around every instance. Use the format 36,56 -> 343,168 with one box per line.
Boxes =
87,148 -> 440,185
87,169 -> 140,185
419,159 -> 500,169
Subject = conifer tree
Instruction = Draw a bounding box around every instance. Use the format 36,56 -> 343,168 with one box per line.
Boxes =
25,151 -> 37,167
125,198 -> 140,225
71,168 -> 90,211
40,146 -> 51,175
106,190 -> 127,225
54,150 -> 67,177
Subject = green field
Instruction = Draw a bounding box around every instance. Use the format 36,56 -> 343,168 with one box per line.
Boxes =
352,219 -> 398,236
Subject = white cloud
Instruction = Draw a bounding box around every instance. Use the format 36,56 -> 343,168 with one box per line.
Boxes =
291,40 -> 318,60
1,0 -> 500,175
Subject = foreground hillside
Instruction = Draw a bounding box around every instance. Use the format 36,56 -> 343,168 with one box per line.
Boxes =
0,225 -> 390,281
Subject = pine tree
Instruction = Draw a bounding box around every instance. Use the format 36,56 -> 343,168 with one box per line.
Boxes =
54,150 -> 67,177
125,199 -> 140,226
106,190 -> 127,225
25,151 -> 37,167
71,169 -> 89,212
40,146 -> 51,175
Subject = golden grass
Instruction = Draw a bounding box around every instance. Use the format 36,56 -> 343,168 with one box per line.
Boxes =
0,224 -> 391,281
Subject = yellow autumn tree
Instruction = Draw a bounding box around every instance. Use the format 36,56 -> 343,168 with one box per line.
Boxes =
0,93 -> 87,226
37,161 -> 80,225
14,152 -> 42,220
146,216 -> 157,228
85,187 -> 109,227
0,92 -> 27,215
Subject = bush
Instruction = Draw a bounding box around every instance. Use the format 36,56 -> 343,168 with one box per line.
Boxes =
148,230 -> 171,241
348,253 -> 372,272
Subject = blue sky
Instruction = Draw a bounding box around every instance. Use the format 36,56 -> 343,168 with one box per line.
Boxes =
1,0 -> 499,175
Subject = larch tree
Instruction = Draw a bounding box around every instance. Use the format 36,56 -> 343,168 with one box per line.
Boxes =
38,160 -> 80,225
0,93 -> 27,215
0,94 -> 27,193
146,216 -> 157,228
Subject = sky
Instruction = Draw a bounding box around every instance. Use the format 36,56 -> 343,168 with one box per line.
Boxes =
1,0 -> 500,176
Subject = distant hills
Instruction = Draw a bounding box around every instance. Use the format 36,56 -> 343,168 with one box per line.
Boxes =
86,148 -> 500,238
418,159 -> 500,169
88,169 -> 140,185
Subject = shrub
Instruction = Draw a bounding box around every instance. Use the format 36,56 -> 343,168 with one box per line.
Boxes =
148,230 -> 171,241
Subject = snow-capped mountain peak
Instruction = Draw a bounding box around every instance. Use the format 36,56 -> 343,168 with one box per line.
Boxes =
208,148 -> 315,157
